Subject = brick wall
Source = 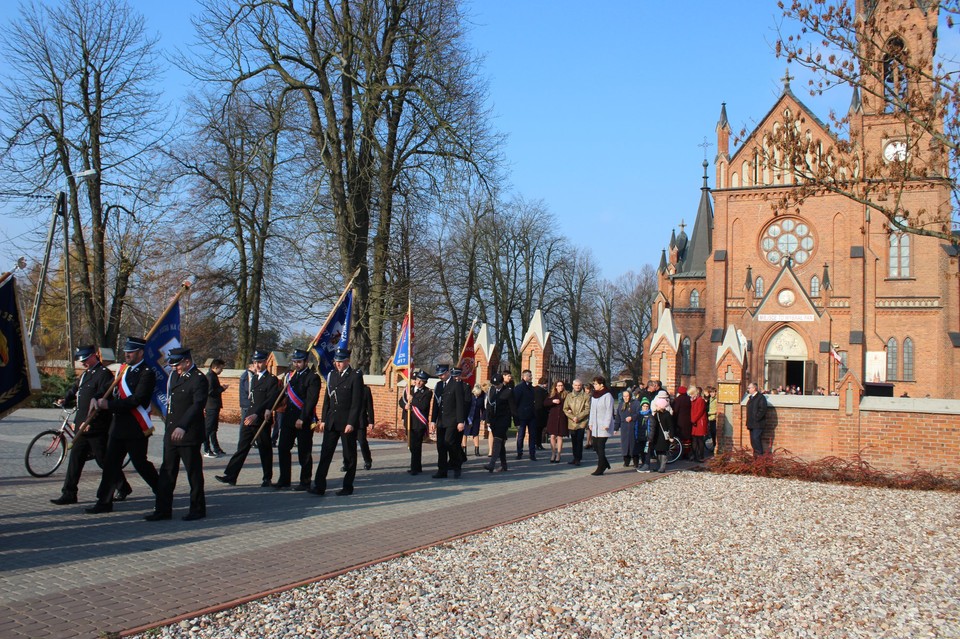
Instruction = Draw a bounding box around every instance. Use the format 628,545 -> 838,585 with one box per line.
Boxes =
722,392 -> 960,473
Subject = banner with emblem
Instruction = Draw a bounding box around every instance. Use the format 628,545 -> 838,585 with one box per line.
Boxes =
457,320 -> 477,388
392,308 -> 412,380
311,290 -> 352,379
143,300 -> 181,417
0,274 -> 41,421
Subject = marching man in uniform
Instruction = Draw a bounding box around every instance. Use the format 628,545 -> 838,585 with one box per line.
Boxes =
310,348 -> 363,496
87,337 -> 160,514
398,370 -> 432,475
276,349 -> 320,491
146,347 -> 208,521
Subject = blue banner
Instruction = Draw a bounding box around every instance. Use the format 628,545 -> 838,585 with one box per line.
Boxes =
0,276 -> 32,419
311,290 -> 352,379
143,301 -> 181,417
392,314 -> 411,371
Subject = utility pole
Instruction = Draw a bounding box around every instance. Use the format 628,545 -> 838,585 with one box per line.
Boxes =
27,193 -> 61,342
61,192 -> 74,360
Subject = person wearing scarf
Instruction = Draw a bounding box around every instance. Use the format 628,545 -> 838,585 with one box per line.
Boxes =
636,398 -> 654,472
587,376 -> 615,476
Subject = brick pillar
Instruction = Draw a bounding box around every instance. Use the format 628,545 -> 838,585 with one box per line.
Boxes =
649,339 -> 679,392
521,333 -> 551,382
715,352 -> 744,454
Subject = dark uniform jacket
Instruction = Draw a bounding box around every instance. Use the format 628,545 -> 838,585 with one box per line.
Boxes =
205,370 -> 226,410
287,368 -> 321,424
321,366 -> 364,431
360,385 -> 375,428
435,378 -> 466,430
238,370 -> 253,411
746,392 -> 768,431
107,361 -> 156,440
486,385 -> 513,438
399,385 -> 433,431
166,365 -> 209,447
63,362 -> 114,434
511,380 -> 536,421
247,371 -> 280,426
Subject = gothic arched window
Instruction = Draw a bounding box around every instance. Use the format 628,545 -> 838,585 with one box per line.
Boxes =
681,337 -> 692,375
886,338 -> 899,381
902,337 -> 915,381
883,37 -> 907,113
810,275 -> 820,297
889,218 -> 910,277
755,276 -> 765,298
689,289 -> 700,308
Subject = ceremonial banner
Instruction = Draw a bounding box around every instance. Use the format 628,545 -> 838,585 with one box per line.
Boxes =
392,311 -> 412,379
0,275 -> 40,420
143,301 -> 181,417
457,328 -> 476,388
311,290 -> 352,378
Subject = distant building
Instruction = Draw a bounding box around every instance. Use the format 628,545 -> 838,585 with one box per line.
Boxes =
645,0 -> 958,397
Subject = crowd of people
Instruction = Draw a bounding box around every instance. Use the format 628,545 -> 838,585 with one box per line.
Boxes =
50,337 -> 732,521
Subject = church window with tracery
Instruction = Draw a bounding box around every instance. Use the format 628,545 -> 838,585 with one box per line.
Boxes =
902,338 -> 914,381
689,289 -> 700,308
681,338 -> 692,375
810,275 -> 820,297
886,338 -> 899,381
755,276 -> 764,298
889,218 -> 910,277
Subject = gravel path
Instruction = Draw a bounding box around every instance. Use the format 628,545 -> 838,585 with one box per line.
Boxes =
135,473 -> 960,639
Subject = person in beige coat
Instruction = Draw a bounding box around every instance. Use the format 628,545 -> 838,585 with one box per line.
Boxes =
562,379 -> 591,466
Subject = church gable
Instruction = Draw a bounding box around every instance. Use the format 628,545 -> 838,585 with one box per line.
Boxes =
750,262 -> 822,321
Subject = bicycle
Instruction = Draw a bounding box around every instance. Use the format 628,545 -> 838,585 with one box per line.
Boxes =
642,437 -> 683,467
25,408 -> 130,478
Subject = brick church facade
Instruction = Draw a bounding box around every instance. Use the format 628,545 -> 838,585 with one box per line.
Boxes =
645,0 -> 959,399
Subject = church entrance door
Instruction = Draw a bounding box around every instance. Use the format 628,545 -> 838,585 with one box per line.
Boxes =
764,326 -> 812,393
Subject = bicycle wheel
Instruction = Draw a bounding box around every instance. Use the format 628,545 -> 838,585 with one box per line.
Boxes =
25,430 -> 67,477
667,438 -> 682,464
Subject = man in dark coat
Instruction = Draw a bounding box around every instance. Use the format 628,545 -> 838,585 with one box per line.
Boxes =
358,381 -> 375,470
310,348 -> 364,496
432,364 -> 466,479
238,362 -> 255,423
146,347 -> 209,521
533,376 -> 549,449
217,350 -> 279,487
745,382 -> 768,457
399,370 -> 432,475
204,358 -> 228,457
673,386 -> 692,460
483,373 -> 513,472
276,349 -> 320,490
51,345 -> 131,505
511,369 -> 537,460
87,337 -> 160,514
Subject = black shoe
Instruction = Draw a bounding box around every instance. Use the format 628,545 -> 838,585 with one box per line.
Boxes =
50,495 -> 77,505
516,452 -> 523,460
335,488 -> 354,496
340,465 -> 347,472
590,469 -> 605,476
407,470 -> 421,475
144,511 -> 172,521
260,480 -> 273,488
453,468 -> 462,478
484,464 -> 494,473
307,487 -> 325,496
274,484 -> 291,491
182,512 -> 205,521
363,461 -> 372,470
215,475 -> 236,485
85,502 -> 113,514
292,484 -> 310,491
114,487 -> 132,502
214,449 -> 227,457
536,444 -> 545,450
431,472 -> 448,479
530,455 -> 538,461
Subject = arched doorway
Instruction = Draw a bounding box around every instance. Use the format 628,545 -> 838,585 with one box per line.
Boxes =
764,326 -> 816,393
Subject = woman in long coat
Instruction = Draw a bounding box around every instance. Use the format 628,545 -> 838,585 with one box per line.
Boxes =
614,389 -> 641,468
673,386 -> 692,460
650,392 -> 676,473
483,374 -> 513,472
544,380 -> 568,463
463,383 -> 486,458
588,376 -> 615,476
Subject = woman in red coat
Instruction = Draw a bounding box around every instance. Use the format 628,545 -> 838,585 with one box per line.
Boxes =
689,386 -> 708,462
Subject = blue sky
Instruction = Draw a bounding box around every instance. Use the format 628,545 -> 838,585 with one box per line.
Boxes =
3,1 -> 946,279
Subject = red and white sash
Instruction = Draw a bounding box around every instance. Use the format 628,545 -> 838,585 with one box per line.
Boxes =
118,364 -> 154,435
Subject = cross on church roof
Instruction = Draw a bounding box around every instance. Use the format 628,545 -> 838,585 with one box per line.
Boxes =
678,219 -> 686,232
782,69 -> 794,88
697,136 -> 712,161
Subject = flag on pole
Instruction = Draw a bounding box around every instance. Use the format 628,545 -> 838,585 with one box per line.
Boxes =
392,310 -> 412,380
0,275 -> 41,420
311,290 -> 352,379
457,328 -> 476,388
143,300 -> 181,417
830,347 -> 843,365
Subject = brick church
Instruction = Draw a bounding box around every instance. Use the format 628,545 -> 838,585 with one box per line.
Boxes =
645,0 -> 959,398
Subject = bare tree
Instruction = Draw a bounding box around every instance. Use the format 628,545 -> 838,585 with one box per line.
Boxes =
765,0 -> 958,240
609,266 -> 658,385
0,0 -> 171,347
551,246 -> 599,373
583,279 -> 615,382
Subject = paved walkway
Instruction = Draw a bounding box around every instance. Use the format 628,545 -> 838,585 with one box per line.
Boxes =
0,409 -> 694,638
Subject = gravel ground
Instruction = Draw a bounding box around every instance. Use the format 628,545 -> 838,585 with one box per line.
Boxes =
135,473 -> 960,639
